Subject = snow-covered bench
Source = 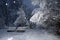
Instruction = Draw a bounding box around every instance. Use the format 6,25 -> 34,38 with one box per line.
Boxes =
16,27 -> 27,32
7,27 -> 28,32
7,27 -> 16,32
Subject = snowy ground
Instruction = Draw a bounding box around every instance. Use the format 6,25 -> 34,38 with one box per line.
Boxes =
0,29 -> 60,40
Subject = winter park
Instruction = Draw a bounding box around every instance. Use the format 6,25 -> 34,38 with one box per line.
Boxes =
0,0 -> 60,40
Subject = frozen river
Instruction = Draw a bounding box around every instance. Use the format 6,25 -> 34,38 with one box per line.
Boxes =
0,29 -> 60,40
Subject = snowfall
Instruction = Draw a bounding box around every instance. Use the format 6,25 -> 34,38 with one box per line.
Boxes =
0,0 -> 60,40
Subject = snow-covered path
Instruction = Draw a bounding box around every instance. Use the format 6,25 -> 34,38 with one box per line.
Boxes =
0,29 -> 60,40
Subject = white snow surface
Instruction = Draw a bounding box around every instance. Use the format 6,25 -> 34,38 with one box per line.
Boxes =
0,29 -> 60,40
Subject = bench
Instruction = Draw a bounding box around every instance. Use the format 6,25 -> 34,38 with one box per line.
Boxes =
16,27 -> 27,32
7,27 -> 16,32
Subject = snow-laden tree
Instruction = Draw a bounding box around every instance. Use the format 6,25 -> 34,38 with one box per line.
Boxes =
44,0 -> 60,35
29,0 -> 60,35
14,8 -> 29,27
29,0 -> 47,28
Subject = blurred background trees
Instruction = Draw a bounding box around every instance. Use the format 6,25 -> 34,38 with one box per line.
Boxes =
0,0 -> 60,35
0,0 -> 22,28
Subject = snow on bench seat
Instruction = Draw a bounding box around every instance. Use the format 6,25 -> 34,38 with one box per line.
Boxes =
7,27 -> 16,32
16,27 -> 27,32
